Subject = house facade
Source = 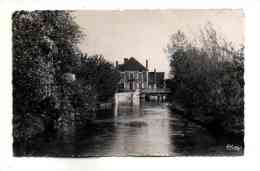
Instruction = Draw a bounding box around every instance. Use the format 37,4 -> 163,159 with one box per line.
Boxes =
117,57 -> 148,91
116,57 -> 165,91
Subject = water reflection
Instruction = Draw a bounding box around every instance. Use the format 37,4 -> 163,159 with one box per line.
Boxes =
23,100 -> 243,156
108,102 -> 173,156
169,113 -> 243,156
75,101 -> 243,156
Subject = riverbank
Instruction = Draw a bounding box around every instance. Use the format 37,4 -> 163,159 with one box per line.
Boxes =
169,101 -> 244,146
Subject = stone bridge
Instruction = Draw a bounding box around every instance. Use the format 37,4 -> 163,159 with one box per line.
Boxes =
140,88 -> 171,102
115,88 -> 171,106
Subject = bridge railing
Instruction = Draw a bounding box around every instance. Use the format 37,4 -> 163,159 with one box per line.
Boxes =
117,88 -> 171,94
141,88 -> 171,93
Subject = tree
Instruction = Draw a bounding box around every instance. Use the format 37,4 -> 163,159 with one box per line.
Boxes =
78,54 -> 121,102
167,25 -> 244,136
12,11 -> 84,150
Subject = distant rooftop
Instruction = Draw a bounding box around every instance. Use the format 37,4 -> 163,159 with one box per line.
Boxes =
118,57 -> 147,71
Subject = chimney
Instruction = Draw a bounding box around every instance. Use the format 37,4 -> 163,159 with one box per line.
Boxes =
124,58 -> 128,64
115,60 -> 118,68
146,59 -> 148,70
154,68 -> 157,89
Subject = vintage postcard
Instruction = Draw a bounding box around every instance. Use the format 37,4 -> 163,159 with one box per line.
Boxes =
12,9 -> 244,157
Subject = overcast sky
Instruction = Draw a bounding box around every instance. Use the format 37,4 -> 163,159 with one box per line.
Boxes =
73,9 -> 244,78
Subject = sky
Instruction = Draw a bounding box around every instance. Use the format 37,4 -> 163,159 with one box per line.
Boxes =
73,9 -> 244,78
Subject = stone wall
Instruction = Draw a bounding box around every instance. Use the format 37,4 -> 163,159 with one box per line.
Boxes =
115,91 -> 140,105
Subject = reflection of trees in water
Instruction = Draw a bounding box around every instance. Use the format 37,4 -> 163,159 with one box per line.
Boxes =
19,110 -> 118,157
73,110 -> 118,156
18,103 -> 244,156
170,113 -> 243,156
170,116 -> 215,155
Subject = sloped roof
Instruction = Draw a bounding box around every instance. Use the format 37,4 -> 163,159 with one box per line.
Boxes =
118,57 -> 147,71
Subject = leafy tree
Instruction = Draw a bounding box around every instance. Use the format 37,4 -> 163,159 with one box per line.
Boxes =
167,25 -> 244,135
78,54 -> 121,102
12,11 -> 83,149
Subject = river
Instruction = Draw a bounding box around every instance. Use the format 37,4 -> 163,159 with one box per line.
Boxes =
19,100 -> 243,157
73,101 -> 243,156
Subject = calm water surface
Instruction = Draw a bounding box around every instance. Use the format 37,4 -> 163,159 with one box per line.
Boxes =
73,101 -> 242,156
24,101 -> 243,156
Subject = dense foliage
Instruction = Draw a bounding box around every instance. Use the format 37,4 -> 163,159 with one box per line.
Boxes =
13,11 -> 120,154
167,25 -> 244,136
77,54 -> 121,102
13,11 -> 83,145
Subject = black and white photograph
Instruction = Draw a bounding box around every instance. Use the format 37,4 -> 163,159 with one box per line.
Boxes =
12,9 -> 245,157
